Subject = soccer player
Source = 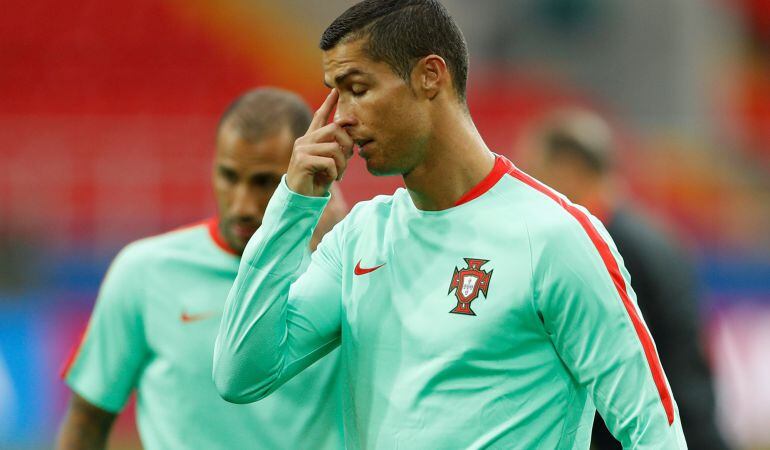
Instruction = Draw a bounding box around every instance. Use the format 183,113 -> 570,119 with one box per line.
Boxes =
213,1 -> 688,448
520,109 -> 726,450
57,88 -> 345,450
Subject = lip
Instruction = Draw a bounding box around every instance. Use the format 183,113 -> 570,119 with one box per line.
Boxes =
356,139 -> 374,156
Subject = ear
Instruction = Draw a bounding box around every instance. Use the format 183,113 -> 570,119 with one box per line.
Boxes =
412,55 -> 448,100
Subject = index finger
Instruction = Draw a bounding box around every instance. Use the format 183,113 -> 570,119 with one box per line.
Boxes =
309,89 -> 339,132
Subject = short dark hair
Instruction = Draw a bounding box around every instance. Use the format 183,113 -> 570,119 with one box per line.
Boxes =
320,0 -> 469,102
217,87 -> 312,142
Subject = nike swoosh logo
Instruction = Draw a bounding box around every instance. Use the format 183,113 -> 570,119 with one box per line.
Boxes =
354,260 -> 386,275
180,311 -> 217,323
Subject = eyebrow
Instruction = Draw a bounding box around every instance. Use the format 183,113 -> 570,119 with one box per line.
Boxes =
324,68 -> 366,88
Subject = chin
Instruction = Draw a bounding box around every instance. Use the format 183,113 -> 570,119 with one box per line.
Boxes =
222,232 -> 247,254
365,165 -> 388,176
234,242 -> 247,253
364,158 -> 403,177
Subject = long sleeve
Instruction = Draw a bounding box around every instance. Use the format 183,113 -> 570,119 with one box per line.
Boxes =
213,177 -> 344,404
534,211 -> 688,449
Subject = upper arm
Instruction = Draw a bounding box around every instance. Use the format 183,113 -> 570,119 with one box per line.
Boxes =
56,393 -> 116,450
534,212 -> 684,448
63,246 -> 150,412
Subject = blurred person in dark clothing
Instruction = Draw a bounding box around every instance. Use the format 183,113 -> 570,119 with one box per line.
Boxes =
519,109 -> 728,450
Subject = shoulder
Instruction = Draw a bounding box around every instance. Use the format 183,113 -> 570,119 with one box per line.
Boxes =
492,170 -> 621,285
112,221 -> 208,271
337,190 -> 401,232
495,171 -> 595,247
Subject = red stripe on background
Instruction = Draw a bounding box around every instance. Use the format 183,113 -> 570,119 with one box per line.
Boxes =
60,323 -> 90,379
503,157 -> 675,425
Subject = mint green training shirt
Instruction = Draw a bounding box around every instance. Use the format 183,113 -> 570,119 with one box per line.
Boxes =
214,156 -> 687,449
64,219 -> 343,450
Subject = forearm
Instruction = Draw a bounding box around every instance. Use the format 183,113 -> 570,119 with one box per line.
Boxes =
213,178 -> 329,403
56,394 -> 115,450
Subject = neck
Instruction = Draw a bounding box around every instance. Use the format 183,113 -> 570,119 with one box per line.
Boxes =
403,108 -> 495,211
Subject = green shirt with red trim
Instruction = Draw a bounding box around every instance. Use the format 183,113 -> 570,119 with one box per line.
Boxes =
64,219 -> 343,450
215,155 -> 687,449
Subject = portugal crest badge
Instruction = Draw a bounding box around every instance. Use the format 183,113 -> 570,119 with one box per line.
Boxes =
447,258 -> 493,316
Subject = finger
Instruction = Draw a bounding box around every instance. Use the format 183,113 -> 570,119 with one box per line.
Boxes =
310,123 -> 355,157
305,154 -> 338,184
297,143 -> 348,181
308,89 -> 339,133
333,126 -> 354,159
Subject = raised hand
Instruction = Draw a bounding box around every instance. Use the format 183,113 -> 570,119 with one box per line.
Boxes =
286,89 -> 354,197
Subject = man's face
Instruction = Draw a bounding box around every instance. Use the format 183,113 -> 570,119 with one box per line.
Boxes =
213,123 -> 294,254
323,38 -> 430,176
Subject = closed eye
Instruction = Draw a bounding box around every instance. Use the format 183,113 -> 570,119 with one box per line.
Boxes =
350,84 -> 368,97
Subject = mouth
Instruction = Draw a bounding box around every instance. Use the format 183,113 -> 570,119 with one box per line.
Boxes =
354,139 -> 374,154
231,223 -> 259,240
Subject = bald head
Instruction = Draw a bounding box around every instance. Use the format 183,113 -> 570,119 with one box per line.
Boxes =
534,109 -> 614,175
217,87 -> 313,145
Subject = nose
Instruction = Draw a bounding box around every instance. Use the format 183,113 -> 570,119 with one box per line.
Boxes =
229,184 -> 261,220
333,101 -> 358,130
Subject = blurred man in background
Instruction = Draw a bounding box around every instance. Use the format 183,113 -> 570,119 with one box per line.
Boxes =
56,88 -> 346,450
520,109 -> 727,450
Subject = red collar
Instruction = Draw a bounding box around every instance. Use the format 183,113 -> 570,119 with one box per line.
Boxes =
207,217 -> 238,255
454,155 -> 514,206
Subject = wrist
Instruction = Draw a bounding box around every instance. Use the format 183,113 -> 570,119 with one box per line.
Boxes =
279,176 -> 331,206
285,174 -> 326,197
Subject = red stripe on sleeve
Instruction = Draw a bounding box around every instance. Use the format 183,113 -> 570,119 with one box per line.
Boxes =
503,157 -> 675,425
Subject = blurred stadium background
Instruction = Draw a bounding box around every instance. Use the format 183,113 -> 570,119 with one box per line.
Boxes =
1,0 -> 768,448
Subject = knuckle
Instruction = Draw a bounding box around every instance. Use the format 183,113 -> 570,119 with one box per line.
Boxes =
295,137 -> 310,148
310,128 -> 327,141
